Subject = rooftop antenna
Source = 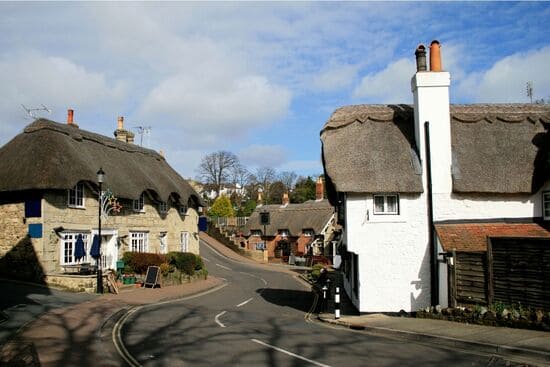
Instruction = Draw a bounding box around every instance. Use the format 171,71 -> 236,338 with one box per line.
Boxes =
133,126 -> 152,147
526,81 -> 533,104
21,104 -> 52,119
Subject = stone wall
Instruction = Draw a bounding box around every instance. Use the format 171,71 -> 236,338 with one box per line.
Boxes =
45,274 -> 97,293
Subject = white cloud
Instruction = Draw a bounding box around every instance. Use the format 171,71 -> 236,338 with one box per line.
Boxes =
139,72 -> 291,136
0,51 -> 127,145
352,58 -> 416,104
455,46 -> 550,103
239,144 -> 288,168
312,63 -> 359,92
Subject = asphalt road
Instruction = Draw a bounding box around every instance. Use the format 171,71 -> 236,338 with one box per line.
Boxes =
115,241 -> 522,367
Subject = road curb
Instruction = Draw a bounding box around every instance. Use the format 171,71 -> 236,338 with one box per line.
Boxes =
316,316 -> 550,366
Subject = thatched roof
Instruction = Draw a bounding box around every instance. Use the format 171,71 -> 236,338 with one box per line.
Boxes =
244,200 -> 335,237
0,119 -> 202,206
321,103 -> 550,198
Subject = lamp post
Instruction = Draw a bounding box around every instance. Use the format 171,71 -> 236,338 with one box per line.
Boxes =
96,167 -> 105,294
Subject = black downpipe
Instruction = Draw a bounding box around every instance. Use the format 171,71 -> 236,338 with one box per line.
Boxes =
424,121 -> 438,306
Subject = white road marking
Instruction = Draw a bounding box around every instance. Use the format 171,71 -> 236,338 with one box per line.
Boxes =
236,298 -> 253,307
202,257 -> 211,262
239,271 -> 268,285
215,311 -> 227,328
251,339 -> 332,367
216,263 -> 232,271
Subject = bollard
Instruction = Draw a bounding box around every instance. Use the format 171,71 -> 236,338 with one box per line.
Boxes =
322,285 -> 328,312
335,287 -> 340,319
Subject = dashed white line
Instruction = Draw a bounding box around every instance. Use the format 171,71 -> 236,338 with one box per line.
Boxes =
216,263 -> 232,271
215,311 -> 227,328
236,298 -> 253,307
251,339 -> 332,367
202,257 -> 211,262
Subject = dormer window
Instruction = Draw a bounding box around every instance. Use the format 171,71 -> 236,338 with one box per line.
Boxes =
179,205 -> 188,216
133,193 -> 145,213
159,201 -> 168,214
543,191 -> 550,221
68,182 -> 85,208
278,229 -> 289,237
373,194 -> 399,215
303,229 -> 314,237
251,230 -> 262,237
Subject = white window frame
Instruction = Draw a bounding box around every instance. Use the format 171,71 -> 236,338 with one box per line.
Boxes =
302,229 -> 314,237
179,205 -> 188,216
180,231 -> 190,252
130,231 -> 148,252
373,194 -> 399,215
159,201 -> 168,214
60,232 -> 90,265
543,191 -> 550,221
133,193 -> 145,213
159,232 -> 168,254
68,182 -> 85,208
251,230 -> 262,237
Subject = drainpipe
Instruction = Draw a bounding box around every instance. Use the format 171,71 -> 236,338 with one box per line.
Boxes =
424,121 -> 439,306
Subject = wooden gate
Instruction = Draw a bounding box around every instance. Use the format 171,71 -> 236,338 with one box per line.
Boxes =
487,238 -> 550,310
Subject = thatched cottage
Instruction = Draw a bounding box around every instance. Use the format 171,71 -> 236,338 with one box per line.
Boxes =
0,111 -> 202,291
321,41 -> 550,312
243,178 -> 337,263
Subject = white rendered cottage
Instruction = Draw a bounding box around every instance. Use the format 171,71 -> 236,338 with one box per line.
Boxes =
321,41 -> 550,313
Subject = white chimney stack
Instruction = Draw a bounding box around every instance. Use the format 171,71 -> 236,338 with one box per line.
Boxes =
411,40 -> 452,197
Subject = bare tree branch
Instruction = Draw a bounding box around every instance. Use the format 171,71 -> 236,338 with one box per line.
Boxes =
196,151 -> 239,196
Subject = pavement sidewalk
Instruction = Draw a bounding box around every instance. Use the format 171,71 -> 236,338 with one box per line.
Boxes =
0,276 -> 225,366
316,287 -> 550,366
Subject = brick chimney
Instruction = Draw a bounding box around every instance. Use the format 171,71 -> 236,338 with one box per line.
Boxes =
257,190 -> 263,207
113,116 -> 135,144
67,109 -> 78,128
411,39 -> 452,197
281,192 -> 289,207
315,176 -> 324,201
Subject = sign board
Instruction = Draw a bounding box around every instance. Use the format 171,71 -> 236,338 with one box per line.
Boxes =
260,211 -> 270,225
256,242 -> 266,250
144,266 -> 160,288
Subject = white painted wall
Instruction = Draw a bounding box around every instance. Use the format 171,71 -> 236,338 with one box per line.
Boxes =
345,193 -> 431,312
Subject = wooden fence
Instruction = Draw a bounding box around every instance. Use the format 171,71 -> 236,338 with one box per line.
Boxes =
211,216 -> 249,228
448,237 -> 550,310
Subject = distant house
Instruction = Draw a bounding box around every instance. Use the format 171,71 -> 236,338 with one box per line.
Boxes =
321,41 -> 550,312
243,177 -> 337,263
0,111 -> 203,291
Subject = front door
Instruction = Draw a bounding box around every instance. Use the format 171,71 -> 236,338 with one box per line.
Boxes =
93,229 -> 118,270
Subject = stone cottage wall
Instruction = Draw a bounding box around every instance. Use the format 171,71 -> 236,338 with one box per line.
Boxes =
40,184 -> 199,274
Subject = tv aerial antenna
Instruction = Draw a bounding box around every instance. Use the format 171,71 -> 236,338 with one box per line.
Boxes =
21,104 -> 52,119
133,125 -> 152,147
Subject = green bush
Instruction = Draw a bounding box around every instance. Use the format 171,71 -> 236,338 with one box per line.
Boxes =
309,264 -> 325,282
167,252 -> 202,276
122,252 -> 167,274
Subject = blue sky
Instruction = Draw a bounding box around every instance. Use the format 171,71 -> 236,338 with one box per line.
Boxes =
1,2 -> 549,180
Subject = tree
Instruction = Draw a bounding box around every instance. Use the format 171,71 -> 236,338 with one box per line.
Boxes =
254,166 -> 276,204
267,181 -> 286,204
290,176 -> 316,203
278,171 -> 297,192
196,151 -> 239,196
236,199 -> 257,217
208,195 -> 235,218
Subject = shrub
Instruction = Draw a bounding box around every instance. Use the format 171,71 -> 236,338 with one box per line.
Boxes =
167,252 -> 198,276
122,252 -> 167,274
309,263 -> 325,282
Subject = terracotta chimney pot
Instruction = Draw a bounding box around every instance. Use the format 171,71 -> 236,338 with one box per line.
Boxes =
117,116 -> 124,130
429,40 -> 442,72
67,109 -> 74,124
